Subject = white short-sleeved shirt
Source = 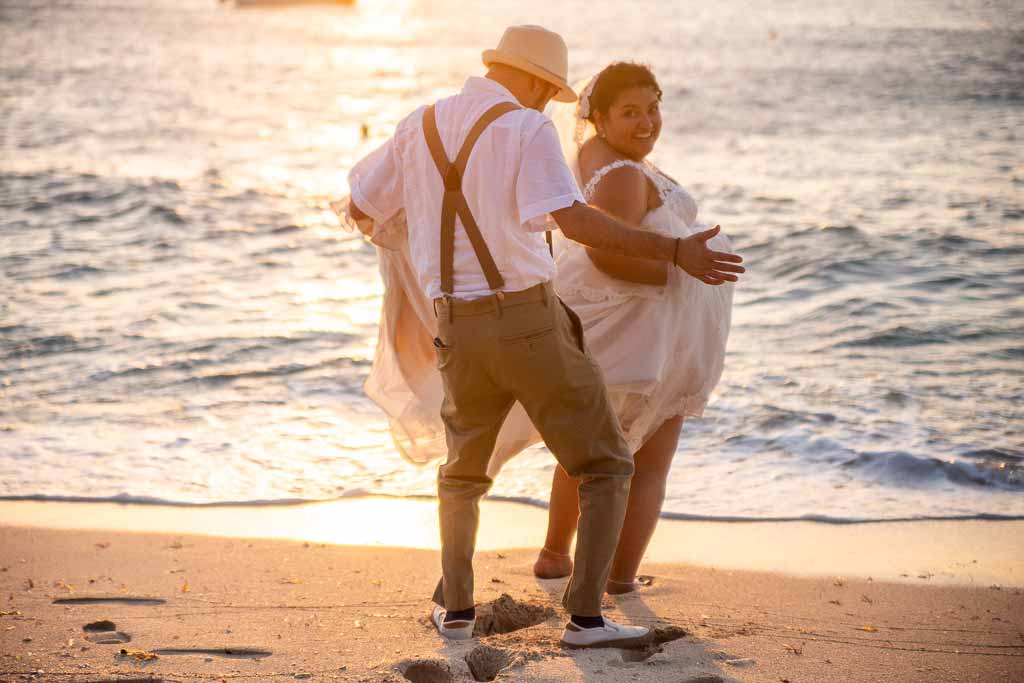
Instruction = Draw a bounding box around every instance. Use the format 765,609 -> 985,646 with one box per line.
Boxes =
349,77 -> 584,301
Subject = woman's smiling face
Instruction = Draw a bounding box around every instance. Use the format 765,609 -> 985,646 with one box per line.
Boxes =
596,85 -> 662,161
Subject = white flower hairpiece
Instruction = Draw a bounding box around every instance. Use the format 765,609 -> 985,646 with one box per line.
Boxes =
578,76 -> 598,120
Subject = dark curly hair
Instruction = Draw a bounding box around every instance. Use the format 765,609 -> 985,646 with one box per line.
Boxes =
585,62 -> 662,122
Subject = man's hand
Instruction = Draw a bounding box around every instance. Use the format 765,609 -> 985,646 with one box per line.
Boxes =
347,199 -> 374,237
674,226 -> 745,285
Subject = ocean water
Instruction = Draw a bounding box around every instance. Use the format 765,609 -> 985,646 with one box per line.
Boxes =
1,0 -> 1022,522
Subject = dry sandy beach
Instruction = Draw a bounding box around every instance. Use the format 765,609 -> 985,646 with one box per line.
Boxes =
1,500 -> 1022,683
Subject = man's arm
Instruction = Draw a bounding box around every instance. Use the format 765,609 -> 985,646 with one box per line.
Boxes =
551,201 -> 744,285
343,117 -> 412,235
344,199 -> 374,238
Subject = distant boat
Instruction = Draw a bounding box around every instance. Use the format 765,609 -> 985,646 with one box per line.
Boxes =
225,0 -> 355,7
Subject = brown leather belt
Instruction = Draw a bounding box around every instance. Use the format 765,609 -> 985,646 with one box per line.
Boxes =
433,281 -> 551,319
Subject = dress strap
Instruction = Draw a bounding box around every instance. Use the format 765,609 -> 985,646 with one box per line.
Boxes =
581,158 -> 675,203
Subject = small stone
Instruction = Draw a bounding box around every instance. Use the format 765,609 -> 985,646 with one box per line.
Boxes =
294,674 -> 313,680
725,657 -> 756,667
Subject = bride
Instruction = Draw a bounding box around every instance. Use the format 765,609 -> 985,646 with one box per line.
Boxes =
532,62 -> 734,592
333,61 -> 735,595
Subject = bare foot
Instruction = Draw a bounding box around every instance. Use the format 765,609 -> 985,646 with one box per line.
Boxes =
532,547 -> 572,579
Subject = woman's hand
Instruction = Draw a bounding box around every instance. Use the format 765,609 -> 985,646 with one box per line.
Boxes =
673,225 -> 745,285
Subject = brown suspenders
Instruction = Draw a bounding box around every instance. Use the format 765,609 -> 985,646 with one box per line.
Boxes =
422,101 -> 523,296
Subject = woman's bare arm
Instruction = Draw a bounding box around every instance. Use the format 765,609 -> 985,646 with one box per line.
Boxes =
581,165 -> 668,286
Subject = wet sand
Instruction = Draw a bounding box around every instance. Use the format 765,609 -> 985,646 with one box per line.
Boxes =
3,498 -> 1021,585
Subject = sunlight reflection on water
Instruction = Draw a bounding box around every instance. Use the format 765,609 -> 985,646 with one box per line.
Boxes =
0,0 -> 1020,521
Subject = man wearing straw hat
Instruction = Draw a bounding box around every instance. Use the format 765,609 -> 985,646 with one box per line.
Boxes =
346,25 -> 743,648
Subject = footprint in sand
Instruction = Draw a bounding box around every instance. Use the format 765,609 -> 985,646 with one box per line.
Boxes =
620,646 -> 660,662
397,659 -> 453,683
623,624 -> 688,649
55,596 -> 166,606
150,647 -> 272,659
472,593 -> 555,637
83,620 -> 118,631
465,644 -> 510,682
82,620 -> 131,644
608,625 -> 692,666
86,631 -> 132,644
610,669 -> 728,683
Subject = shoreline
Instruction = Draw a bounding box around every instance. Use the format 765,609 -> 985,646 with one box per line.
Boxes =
2,497 -> 1021,587
5,493 -> 1024,524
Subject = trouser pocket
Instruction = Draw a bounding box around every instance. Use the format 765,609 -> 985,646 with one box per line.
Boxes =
557,298 -> 586,353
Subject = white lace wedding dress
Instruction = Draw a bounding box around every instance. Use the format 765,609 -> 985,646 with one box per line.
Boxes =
553,158 -> 734,451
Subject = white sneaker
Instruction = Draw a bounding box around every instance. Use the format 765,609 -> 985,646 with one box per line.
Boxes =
430,605 -> 475,641
560,616 -> 649,648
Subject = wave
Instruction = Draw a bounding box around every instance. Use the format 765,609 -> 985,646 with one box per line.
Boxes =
0,333 -> 105,360
962,448 -> 1023,464
177,356 -> 369,386
831,323 -> 1016,349
53,264 -> 106,279
149,204 -> 187,224
3,170 -> 183,212
833,325 -> 950,348
841,450 -> 1024,491
752,404 -> 837,430
79,353 -> 366,388
794,298 -> 901,323
3,492 -> 1024,525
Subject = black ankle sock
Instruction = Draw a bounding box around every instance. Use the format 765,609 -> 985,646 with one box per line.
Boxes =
570,614 -> 604,629
444,606 -> 475,623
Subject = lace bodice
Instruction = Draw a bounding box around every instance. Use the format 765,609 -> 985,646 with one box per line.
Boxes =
555,156 -> 728,308
581,159 -> 699,229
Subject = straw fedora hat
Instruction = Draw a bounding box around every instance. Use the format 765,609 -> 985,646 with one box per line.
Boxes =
482,25 -> 577,103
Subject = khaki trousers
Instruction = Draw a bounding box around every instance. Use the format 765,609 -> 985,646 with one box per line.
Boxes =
429,282 -> 633,617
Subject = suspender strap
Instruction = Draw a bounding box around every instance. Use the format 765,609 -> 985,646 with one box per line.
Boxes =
422,102 -> 520,295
